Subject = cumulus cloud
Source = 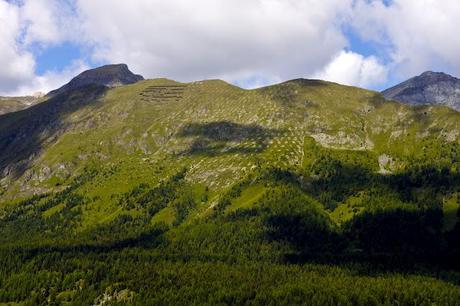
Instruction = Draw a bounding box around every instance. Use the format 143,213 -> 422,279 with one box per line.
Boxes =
352,0 -> 460,79
0,1 -> 36,93
75,0 -> 352,86
20,0 -> 63,44
311,50 -> 388,88
3,0 -> 460,94
11,60 -> 89,96
0,0 -> 82,95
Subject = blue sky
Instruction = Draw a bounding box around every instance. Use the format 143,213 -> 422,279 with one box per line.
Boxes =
34,43 -> 81,75
31,26 -> 389,89
0,0 -> 459,95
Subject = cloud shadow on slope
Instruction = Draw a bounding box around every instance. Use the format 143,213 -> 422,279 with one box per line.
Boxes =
176,121 -> 282,156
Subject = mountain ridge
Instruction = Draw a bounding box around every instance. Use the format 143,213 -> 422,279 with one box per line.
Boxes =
47,63 -> 144,97
1,72 -> 460,201
382,71 -> 460,110
0,95 -> 43,115
1,65 -> 460,304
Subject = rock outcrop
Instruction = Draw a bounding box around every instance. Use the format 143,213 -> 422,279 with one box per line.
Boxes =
47,64 -> 144,97
382,71 -> 460,111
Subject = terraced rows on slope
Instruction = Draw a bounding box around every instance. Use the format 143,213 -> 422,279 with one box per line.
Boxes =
1,78 -> 460,229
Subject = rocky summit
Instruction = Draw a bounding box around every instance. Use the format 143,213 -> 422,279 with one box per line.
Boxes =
47,63 -> 144,97
382,71 -> 460,111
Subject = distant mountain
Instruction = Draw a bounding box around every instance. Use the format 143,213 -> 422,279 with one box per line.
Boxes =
0,96 -> 42,115
47,63 -> 144,97
382,71 -> 460,110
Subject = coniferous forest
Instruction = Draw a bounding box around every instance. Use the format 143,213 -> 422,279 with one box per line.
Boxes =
1,139 -> 460,305
1,68 -> 460,305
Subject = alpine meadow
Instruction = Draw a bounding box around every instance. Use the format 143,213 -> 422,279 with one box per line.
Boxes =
1,1 -> 460,305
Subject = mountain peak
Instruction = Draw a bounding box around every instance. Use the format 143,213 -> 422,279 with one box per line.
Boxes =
47,64 -> 144,97
417,71 -> 456,82
420,70 -> 441,76
382,71 -> 460,110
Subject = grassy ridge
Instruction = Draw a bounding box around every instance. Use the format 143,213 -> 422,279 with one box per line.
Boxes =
0,79 -> 460,304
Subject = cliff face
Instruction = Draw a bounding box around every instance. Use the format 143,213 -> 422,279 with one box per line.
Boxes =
47,64 -> 144,97
382,71 -> 460,111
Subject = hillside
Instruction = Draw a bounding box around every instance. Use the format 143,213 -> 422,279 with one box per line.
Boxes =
0,95 -> 42,115
383,71 -> 460,110
0,68 -> 460,304
2,77 -> 460,202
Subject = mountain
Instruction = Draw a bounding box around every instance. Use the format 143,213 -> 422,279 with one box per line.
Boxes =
0,68 -> 459,304
46,63 -> 144,97
382,71 -> 460,110
0,95 -> 42,115
3,76 -> 460,198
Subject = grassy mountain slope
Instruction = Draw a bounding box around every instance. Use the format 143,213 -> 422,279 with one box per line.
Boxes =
0,96 -> 42,115
1,77 -> 460,304
3,78 -> 460,202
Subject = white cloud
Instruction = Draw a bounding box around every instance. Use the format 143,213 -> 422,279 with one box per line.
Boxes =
352,0 -> 460,79
11,60 -> 89,96
0,0 -> 81,95
3,0 -> 460,95
311,50 -> 388,88
0,1 -> 36,93
75,0 -> 353,86
231,73 -> 283,90
20,0 -> 63,44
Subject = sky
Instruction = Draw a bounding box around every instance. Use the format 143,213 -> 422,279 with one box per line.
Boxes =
0,0 -> 459,96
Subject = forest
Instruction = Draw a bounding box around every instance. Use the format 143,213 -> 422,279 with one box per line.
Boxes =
0,138 -> 460,305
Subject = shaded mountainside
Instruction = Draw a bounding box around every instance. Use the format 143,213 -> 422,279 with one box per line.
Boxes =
47,64 -> 144,97
0,84 -> 108,180
383,71 -> 460,110
1,71 -> 460,304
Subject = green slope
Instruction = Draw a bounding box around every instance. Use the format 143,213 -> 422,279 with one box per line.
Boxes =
0,96 -> 41,115
0,77 -> 460,304
2,78 -> 460,202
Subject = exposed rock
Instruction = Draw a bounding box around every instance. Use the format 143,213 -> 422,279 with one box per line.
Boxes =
309,132 -> 373,150
382,71 -> 460,111
378,154 -> 395,174
93,287 -> 135,306
47,64 -> 144,97
32,91 -> 45,98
